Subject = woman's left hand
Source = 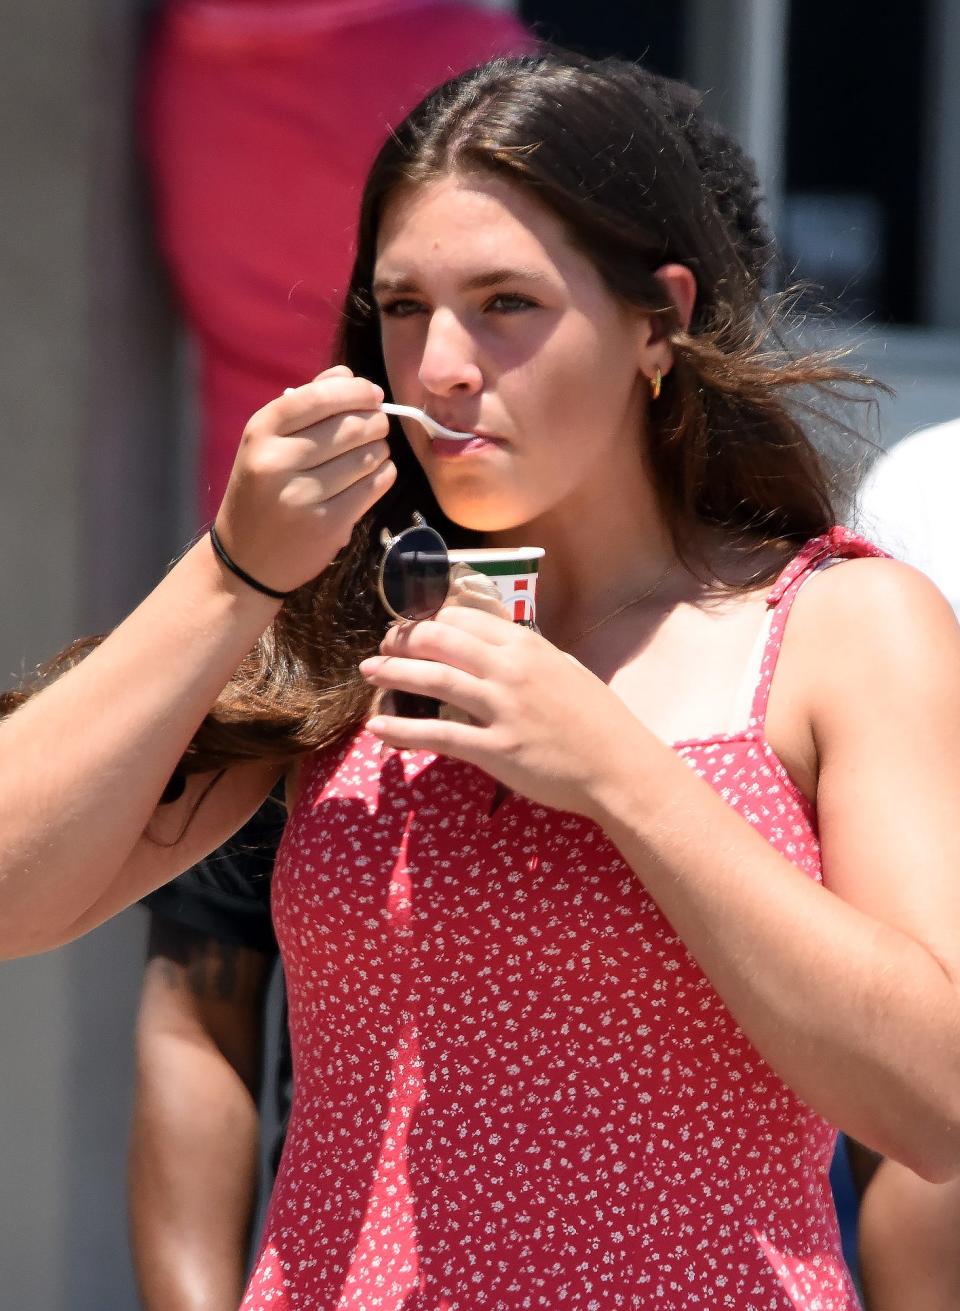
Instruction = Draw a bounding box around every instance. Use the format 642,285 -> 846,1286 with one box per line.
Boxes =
359,606 -> 642,816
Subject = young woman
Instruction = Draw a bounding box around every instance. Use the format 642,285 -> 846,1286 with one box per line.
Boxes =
3,53 -> 960,1311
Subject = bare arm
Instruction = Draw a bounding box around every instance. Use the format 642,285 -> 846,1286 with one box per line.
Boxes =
858,1157 -> 960,1311
0,536 -> 284,957
588,560 -> 960,1180
0,370 -> 394,958
129,918 -> 274,1311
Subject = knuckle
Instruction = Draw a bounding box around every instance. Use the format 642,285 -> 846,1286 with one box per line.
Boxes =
435,671 -> 458,700
359,439 -> 389,468
435,605 -> 469,628
338,414 -> 366,443
374,459 -> 397,488
355,460 -> 395,508
416,622 -> 448,659
429,722 -> 455,753
240,420 -> 268,448
419,618 -> 444,641
277,479 -> 313,512
499,653 -> 524,684
245,446 -> 283,480
390,623 -> 419,654
493,728 -> 520,758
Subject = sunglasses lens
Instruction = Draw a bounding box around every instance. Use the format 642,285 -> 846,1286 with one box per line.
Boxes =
381,526 -> 449,620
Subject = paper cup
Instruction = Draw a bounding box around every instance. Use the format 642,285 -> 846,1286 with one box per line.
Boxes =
387,545 -> 546,721
447,546 -> 545,628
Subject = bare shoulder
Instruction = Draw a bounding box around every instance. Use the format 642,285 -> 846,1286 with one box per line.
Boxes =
791,554 -> 959,654
784,555 -> 960,737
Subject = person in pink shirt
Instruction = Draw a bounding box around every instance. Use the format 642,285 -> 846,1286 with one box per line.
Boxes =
142,0 -> 531,520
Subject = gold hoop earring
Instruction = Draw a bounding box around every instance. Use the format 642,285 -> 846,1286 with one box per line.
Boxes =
650,367 -> 662,401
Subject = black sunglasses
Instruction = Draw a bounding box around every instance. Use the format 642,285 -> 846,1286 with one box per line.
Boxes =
377,513 -> 451,622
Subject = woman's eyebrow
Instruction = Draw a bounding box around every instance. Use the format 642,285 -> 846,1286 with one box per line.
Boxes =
461,267 -> 553,291
372,266 -> 553,296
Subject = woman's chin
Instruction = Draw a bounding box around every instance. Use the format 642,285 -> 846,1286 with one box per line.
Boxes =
435,493 -> 534,536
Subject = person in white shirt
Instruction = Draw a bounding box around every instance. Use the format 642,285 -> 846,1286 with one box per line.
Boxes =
857,418 -> 960,611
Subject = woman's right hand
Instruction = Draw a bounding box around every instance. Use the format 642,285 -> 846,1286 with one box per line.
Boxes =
212,365 -> 397,594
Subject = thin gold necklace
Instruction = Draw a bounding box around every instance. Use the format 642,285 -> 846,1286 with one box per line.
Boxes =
565,559 -> 678,646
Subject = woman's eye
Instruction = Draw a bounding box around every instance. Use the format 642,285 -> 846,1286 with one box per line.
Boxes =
486,293 -> 537,313
378,299 -> 425,319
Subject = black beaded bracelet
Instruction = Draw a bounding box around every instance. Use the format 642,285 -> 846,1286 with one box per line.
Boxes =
208,523 -> 294,601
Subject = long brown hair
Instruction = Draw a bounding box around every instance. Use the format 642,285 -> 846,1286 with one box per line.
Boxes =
2,52 -> 879,777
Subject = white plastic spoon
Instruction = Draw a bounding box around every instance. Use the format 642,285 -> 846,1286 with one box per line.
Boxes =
282,390 -> 475,442
379,402 -> 475,442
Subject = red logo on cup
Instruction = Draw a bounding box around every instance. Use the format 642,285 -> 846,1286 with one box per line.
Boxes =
509,578 -> 536,624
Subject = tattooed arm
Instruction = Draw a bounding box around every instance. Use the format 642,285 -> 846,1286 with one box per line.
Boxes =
128,916 -> 274,1311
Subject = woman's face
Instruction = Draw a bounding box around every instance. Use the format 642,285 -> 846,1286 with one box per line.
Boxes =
373,172 -> 651,534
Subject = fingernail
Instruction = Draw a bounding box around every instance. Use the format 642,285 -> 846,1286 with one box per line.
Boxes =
283,387 -> 296,396
359,657 -> 382,675
373,385 -> 385,402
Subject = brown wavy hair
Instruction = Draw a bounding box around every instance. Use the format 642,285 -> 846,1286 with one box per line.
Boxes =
2,52 -> 879,780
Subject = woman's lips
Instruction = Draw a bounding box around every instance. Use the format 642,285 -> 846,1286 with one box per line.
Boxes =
430,432 -> 503,457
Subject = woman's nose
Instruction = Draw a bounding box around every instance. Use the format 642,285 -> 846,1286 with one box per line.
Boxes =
417,309 -> 483,396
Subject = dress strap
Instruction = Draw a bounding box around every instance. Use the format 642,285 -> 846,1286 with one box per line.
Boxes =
747,526 -> 889,730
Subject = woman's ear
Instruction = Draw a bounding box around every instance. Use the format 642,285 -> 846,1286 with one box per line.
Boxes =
638,263 -> 697,387
653,263 -> 697,334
